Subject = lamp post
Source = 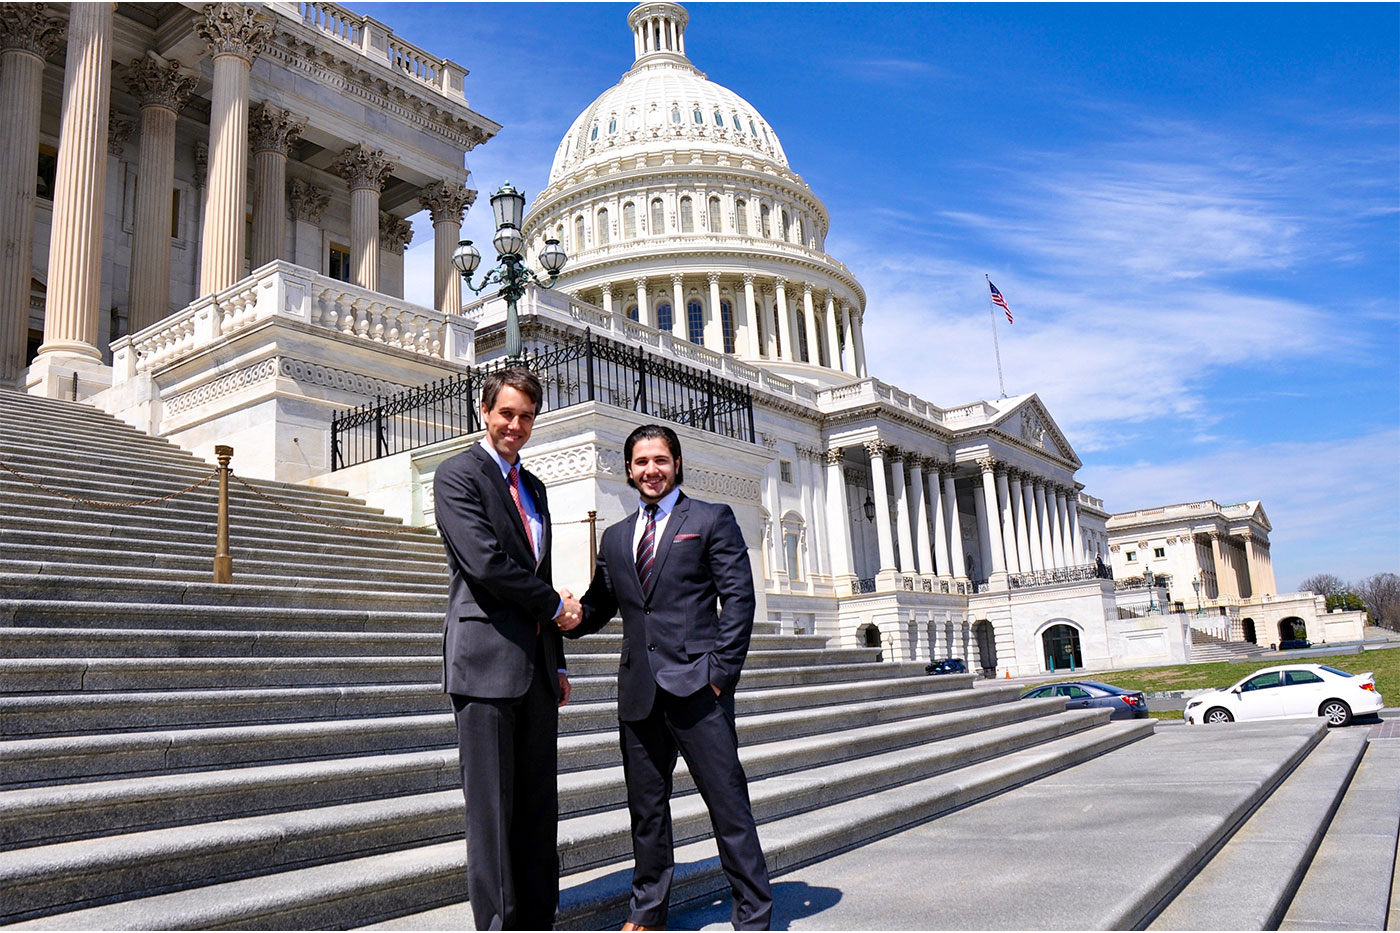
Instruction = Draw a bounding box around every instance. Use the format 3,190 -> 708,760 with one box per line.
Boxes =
451,182 -> 567,363
1192,575 -> 1204,616
1144,566 -> 1158,613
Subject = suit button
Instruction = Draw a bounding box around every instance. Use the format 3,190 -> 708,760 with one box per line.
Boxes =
648,643 -> 657,651
645,608 -> 652,615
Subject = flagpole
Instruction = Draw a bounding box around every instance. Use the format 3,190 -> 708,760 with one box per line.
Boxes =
986,274 -> 1007,399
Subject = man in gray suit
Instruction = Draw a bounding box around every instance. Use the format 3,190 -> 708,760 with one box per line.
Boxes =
434,367 -> 581,930
563,424 -> 772,930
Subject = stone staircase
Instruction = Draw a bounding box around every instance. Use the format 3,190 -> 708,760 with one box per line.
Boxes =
0,390 -> 1154,930
1191,627 -> 1269,663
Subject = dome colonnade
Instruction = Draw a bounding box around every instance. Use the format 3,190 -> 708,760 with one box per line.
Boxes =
521,1 -> 867,381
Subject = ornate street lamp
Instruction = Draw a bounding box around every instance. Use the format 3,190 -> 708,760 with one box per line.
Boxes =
1192,575 -> 1204,616
1144,566 -> 1158,613
862,493 -> 876,523
451,182 -> 567,362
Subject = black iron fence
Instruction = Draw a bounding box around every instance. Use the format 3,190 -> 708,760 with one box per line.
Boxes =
331,329 -> 756,469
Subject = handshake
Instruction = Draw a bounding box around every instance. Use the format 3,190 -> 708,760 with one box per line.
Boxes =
554,588 -> 583,631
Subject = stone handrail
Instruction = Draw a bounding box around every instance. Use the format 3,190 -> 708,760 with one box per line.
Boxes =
558,233 -> 860,287
112,261 -> 473,381
296,1 -> 463,100
1078,491 -> 1105,510
813,377 -> 947,424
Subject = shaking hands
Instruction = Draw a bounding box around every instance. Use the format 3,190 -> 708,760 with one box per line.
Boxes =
554,588 -> 583,631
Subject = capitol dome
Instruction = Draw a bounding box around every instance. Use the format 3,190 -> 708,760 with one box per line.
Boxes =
523,2 -> 869,386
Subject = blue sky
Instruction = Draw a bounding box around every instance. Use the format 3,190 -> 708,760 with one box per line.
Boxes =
362,2 -> 1399,591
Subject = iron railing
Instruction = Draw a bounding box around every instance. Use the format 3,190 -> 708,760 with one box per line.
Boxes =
331,329 -> 756,469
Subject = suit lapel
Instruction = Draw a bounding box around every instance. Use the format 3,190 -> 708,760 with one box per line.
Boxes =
643,493 -> 689,603
473,446 -> 534,563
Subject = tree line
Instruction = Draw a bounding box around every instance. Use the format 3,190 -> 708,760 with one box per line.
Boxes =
1299,572 -> 1400,631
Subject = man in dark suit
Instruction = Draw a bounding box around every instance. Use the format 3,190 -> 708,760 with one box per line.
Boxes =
562,424 -> 772,930
434,367 -> 581,931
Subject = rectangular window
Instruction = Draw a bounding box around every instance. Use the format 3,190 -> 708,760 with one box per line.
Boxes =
170,188 -> 181,239
1153,547 -> 1165,559
784,532 -> 802,582
1126,550 -> 1137,562
779,460 -> 792,483
329,242 -> 351,282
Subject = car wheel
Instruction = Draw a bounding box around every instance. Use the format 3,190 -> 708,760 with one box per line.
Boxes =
1204,707 -> 1234,724
1320,699 -> 1352,727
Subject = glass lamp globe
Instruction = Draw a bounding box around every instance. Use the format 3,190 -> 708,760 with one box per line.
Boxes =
539,238 -> 568,275
491,182 -> 526,231
451,239 -> 481,275
493,224 -> 524,257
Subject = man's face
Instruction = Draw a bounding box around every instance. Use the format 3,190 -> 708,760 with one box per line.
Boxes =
628,437 -> 679,504
481,385 -> 537,462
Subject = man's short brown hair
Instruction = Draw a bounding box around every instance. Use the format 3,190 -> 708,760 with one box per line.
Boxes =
481,367 -> 543,413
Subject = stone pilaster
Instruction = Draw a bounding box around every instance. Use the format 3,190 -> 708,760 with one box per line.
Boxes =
124,56 -> 197,332
35,2 -> 112,366
0,2 -> 64,386
773,276 -> 792,361
705,271 -> 723,351
197,2 -> 266,295
417,180 -> 474,313
378,211 -> 413,254
249,101 -> 305,270
599,283 -> 613,315
332,144 -> 394,291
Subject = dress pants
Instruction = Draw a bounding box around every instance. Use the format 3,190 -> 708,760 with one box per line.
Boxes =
620,685 -> 772,930
451,645 -> 559,931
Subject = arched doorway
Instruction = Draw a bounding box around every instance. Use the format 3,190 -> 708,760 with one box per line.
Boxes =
857,623 -> 881,648
972,620 -> 997,675
1242,618 -> 1256,644
1042,623 -> 1083,672
1278,617 -> 1306,641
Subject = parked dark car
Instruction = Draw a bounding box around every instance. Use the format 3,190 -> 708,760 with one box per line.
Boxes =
1021,680 -> 1150,720
925,658 -> 968,676
1279,639 -> 1312,650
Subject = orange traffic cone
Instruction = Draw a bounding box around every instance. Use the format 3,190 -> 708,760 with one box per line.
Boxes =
1004,669 -> 1010,679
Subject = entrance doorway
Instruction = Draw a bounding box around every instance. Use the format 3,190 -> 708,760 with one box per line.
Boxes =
1042,623 -> 1083,672
972,620 -> 997,675
1278,617 -> 1306,641
1242,618 -> 1256,644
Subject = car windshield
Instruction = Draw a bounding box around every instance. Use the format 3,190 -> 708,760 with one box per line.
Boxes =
1319,666 -> 1352,678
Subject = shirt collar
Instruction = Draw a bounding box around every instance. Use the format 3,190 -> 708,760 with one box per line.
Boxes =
478,438 -> 519,477
640,486 -> 682,517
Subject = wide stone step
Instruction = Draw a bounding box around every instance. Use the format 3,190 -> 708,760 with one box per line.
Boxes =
0,708 -> 1111,925
2,684 -> 1022,787
0,573 -> 447,613
0,559 -> 447,596
0,548 -> 447,587
1147,728 -> 1368,931
0,667 -> 954,737
3,718 -> 1148,930
0,696 -> 1065,849
0,600 -> 444,634
1278,738 -> 1400,931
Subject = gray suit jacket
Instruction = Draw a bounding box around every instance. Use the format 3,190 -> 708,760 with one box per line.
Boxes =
573,492 -> 756,720
435,443 -> 565,699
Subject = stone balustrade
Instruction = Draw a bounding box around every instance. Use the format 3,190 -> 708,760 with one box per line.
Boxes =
296,1 -> 465,100
562,231 -> 858,284
814,376 -> 947,424
112,261 -> 472,382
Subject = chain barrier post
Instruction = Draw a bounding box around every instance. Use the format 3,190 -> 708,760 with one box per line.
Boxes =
214,445 -> 233,583
586,509 -> 598,569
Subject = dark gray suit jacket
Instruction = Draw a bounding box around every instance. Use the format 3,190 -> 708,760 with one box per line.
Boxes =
573,492 -> 756,720
435,442 -> 565,699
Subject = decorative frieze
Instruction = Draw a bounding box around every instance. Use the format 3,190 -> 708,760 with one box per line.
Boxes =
288,179 -> 328,223
163,357 -> 278,416
379,211 -> 414,254
0,4 -> 64,57
123,57 -> 197,112
417,180 -> 476,225
197,2 -> 266,64
192,141 -> 208,188
249,101 -> 306,154
332,144 -> 394,191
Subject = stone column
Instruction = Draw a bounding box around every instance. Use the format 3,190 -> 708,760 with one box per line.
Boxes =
1067,493 -> 1085,564
1035,482 -> 1057,570
123,57 -> 198,333
731,272 -> 750,357
35,2 -> 112,365
909,455 -> 935,577
977,457 -> 1006,578
839,303 -> 858,375
760,285 -> 776,357
1021,475 -> 1043,573
1210,533 -> 1238,599
890,450 -> 916,573
929,462 -> 951,580
995,467 -> 1020,575
248,102 -> 304,271
599,283 -> 613,315
742,273 -> 761,358
0,4 -> 63,386
942,467 -> 966,580
865,441 -> 897,574
705,271 -> 723,351
197,3 -> 266,296
1050,487 -> 1069,569
332,145 -> 394,292
774,276 -> 793,361
823,290 -> 841,372
801,282 -> 821,365
850,305 -> 868,376
1008,470 -> 1034,574
418,180 -> 475,313
634,276 -> 651,330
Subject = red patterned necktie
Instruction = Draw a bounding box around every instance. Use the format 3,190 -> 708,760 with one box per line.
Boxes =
636,503 -> 658,595
508,465 -> 535,558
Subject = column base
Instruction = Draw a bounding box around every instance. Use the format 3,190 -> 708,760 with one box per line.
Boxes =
24,353 -> 112,402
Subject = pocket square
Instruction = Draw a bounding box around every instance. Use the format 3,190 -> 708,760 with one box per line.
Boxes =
673,533 -> 700,540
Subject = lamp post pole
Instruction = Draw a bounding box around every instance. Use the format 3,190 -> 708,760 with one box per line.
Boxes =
1145,566 -> 1158,613
452,182 -> 568,364
1192,575 -> 1204,616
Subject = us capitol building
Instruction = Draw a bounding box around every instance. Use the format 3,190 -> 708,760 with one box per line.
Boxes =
2,1 -> 1358,675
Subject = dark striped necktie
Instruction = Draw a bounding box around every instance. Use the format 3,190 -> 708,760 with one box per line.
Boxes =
635,503 -> 658,595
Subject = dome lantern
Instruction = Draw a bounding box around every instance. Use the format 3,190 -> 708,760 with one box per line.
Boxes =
628,1 -> 689,65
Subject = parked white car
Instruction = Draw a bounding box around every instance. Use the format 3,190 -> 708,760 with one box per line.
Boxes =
1185,664 -> 1383,727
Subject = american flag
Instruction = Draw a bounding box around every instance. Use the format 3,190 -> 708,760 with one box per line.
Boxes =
988,280 -> 1013,324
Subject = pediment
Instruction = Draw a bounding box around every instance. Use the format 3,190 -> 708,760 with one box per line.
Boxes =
994,397 -> 1080,467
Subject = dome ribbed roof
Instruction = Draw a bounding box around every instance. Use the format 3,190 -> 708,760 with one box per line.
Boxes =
546,2 -> 787,185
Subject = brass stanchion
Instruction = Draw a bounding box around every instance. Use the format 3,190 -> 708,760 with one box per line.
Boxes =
214,445 -> 233,583
586,509 -> 598,569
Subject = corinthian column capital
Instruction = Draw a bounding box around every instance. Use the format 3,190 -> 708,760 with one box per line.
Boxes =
863,439 -> 887,459
824,447 -> 844,466
123,56 -> 198,112
379,211 -> 414,254
417,180 -> 476,225
249,101 -> 306,155
0,3 -> 64,58
287,179 -> 328,223
197,3 -> 266,64
976,455 -> 998,474
107,110 -> 135,156
333,144 -> 394,192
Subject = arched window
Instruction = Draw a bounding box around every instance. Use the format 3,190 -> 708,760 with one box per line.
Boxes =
721,299 -> 735,353
714,110 -> 724,126
596,207 -> 609,245
693,108 -> 704,124
760,204 -> 771,237
732,114 -> 742,130
650,198 -> 665,234
771,304 -> 782,356
687,298 -> 704,344
626,110 -> 639,131
671,106 -> 681,124
574,215 -> 585,250
735,199 -> 748,235
749,119 -> 757,136
781,210 -> 791,242
656,300 -> 673,333
796,216 -> 805,245
781,511 -> 806,583
625,303 -> 639,323
608,116 -> 617,134
590,124 -> 598,141
707,196 -> 722,233
679,196 -> 693,232
623,202 -> 637,239
795,308 -> 810,361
